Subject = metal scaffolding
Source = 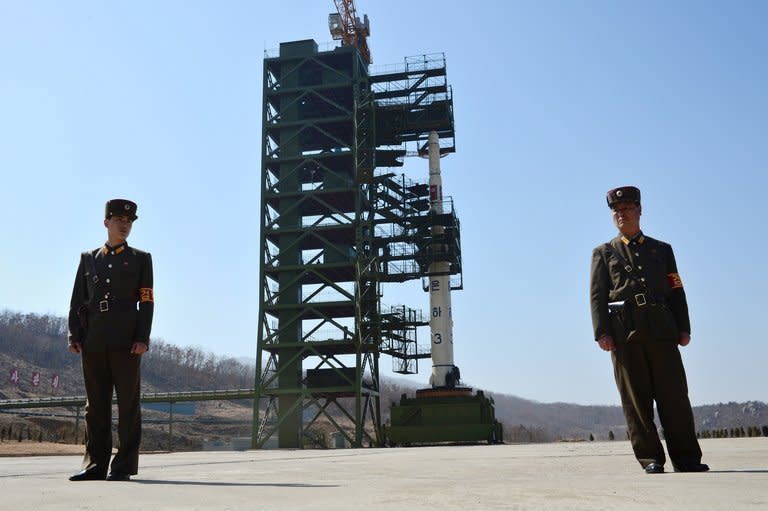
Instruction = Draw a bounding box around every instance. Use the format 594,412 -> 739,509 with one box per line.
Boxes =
252,40 -> 460,448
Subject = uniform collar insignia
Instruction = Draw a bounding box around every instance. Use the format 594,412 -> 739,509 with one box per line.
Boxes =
620,232 -> 644,246
103,242 -> 128,255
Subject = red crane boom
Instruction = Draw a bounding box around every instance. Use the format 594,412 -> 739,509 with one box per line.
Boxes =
328,0 -> 372,64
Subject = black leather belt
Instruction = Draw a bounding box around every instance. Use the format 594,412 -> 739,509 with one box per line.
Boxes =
633,293 -> 665,307
96,299 -> 137,313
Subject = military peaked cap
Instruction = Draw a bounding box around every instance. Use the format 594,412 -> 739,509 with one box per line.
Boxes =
105,199 -> 138,220
606,186 -> 641,208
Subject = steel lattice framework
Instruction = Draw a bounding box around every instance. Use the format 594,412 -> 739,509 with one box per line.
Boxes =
252,40 -> 458,448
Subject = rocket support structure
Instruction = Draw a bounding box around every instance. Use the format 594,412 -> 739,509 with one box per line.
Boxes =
384,132 -> 503,446
427,131 -> 460,389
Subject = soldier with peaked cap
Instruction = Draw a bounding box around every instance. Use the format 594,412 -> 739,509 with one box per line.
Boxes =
589,186 -> 708,474
67,199 -> 154,482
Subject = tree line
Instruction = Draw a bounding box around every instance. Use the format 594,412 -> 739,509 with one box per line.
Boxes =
0,309 -> 255,394
697,426 -> 768,439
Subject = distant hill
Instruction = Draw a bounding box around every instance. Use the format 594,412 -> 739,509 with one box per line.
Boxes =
1,309 -> 766,444
0,310 -> 255,399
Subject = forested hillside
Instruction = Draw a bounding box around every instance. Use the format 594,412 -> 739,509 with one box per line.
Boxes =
1,310 -> 765,446
0,310 -> 254,399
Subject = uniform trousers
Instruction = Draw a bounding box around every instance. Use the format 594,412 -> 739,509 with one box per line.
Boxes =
611,338 -> 702,468
81,350 -> 142,476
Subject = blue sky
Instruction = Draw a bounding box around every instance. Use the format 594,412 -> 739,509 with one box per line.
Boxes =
1,1 -> 766,406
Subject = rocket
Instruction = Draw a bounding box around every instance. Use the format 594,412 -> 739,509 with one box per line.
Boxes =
426,130 -> 460,389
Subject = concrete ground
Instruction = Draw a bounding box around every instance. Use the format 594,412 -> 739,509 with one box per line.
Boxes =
1,438 -> 766,510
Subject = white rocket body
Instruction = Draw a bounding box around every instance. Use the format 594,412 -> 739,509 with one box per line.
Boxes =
427,131 -> 456,388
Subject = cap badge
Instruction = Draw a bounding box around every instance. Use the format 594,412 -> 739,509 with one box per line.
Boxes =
124,204 -> 131,210
616,190 -> 623,197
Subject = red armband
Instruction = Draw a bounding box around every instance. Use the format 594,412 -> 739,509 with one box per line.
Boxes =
666,273 -> 683,289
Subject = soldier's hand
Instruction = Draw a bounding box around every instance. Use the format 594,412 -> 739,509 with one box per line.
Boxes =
597,335 -> 616,352
68,342 -> 82,354
130,342 -> 149,355
678,332 -> 691,347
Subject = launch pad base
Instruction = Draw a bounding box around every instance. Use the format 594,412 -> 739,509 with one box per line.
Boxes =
384,388 -> 503,446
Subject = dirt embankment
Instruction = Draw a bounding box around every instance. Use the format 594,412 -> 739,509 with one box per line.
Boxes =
0,441 -> 84,457
1,399 -> 256,457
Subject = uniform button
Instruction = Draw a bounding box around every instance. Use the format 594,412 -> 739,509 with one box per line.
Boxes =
106,278 -> 111,283
638,265 -> 643,270
111,251 -> 115,255
104,294 -> 109,299
641,278 -> 646,282
108,264 -> 113,268
635,252 -> 640,257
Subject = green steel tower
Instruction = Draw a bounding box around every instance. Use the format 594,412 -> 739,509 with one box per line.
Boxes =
253,38 -> 457,448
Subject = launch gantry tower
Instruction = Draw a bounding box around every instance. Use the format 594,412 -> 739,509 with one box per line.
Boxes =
251,25 -> 459,448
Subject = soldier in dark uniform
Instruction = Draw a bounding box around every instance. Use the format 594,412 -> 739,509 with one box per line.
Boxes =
590,186 -> 708,474
67,199 -> 154,482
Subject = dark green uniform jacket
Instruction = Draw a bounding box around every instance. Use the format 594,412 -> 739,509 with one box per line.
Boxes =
590,233 -> 690,342
68,242 -> 154,351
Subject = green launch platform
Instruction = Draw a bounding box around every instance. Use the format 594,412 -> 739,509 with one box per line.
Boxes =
385,388 -> 503,446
